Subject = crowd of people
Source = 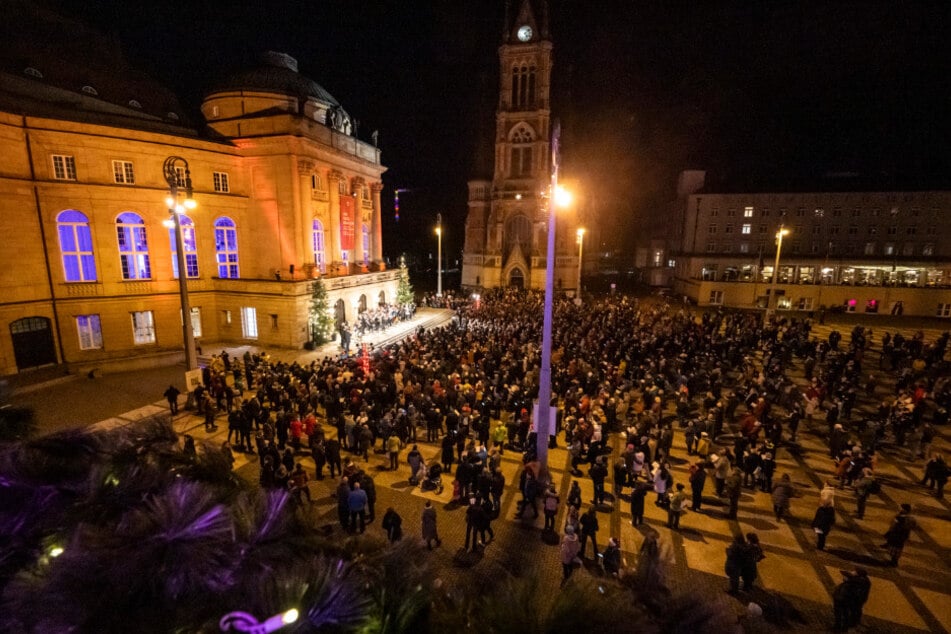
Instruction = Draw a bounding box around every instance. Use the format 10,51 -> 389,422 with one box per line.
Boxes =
184,287 -> 948,630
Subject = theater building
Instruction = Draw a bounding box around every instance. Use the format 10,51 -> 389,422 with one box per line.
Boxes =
0,6 -> 392,376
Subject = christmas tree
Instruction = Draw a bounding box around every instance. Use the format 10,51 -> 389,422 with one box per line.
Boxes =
308,278 -> 335,345
396,255 -> 415,305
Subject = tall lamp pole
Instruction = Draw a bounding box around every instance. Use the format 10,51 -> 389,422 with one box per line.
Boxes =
535,121 -> 565,476
764,223 -> 789,325
435,213 -> 443,297
163,156 -> 198,373
576,227 -> 585,296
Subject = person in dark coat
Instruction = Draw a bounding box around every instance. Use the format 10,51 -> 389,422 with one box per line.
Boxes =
832,567 -> 871,631
335,476 -> 351,530
741,532 -> 765,591
579,506 -> 600,559
163,385 -> 181,415
812,501 -> 837,550
689,460 -> 707,512
883,503 -> 916,566
630,481 -> 649,526
381,507 -> 402,542
421,500 -> 441,550
724,534 -> 746,594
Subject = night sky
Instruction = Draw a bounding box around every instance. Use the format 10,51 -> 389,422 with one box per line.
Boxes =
36,0 -> 951,264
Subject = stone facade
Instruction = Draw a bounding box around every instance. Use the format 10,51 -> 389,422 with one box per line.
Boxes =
0,49 -> 394,376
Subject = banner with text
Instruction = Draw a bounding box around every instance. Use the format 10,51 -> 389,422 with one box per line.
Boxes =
340,195 -> 355,251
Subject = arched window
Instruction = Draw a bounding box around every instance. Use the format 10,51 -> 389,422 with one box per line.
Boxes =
215,217 -> 239,278
504,214 -> 533,255
116,212 -> 151,279
312,219 -> 326,273
169,215 -> 198,278
362,224 -> 370,265
509,124 -> 535,178
57,210 -> 97,282
511,63 -> 537,108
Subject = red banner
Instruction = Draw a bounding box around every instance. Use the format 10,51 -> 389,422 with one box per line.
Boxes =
340,195 -> 356,251
339,195 -> 355,251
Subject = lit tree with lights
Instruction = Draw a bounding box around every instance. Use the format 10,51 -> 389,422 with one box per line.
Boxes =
308,279 -> 335,346
396,256 -> 414,305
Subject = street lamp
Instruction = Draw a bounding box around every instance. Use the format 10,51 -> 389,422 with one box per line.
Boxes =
435,213 -> 442,297
163,156 -> 198,375
764,223 -> 790,324
535,121 -> 572,479
576,227 -> 586,296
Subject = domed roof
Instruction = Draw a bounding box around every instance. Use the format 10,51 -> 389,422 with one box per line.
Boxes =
208,51 -> 342,107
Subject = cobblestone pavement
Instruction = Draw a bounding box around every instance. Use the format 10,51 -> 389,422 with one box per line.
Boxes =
84,313 -> 951,632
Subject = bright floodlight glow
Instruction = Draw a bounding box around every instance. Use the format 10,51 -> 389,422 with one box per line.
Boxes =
515,193 -> 522,200
174,204 -> 185,214
165,196 -> 175,208
576,227 -> 586,239
435,226 -> 441,236
49,546 -> 63,558
184,198 -> 197,209
162,219 -> 175,228
282,609 -> 299,625
554,185 -> 572,207
777,228 -> 790,237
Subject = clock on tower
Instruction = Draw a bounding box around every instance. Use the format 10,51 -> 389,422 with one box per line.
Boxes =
517,25 -> 533,42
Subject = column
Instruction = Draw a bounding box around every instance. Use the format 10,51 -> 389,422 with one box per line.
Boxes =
352,177 -> 366,269
371,181 -> 384,266
296,159 -> 314,276
328,170 -> 344,270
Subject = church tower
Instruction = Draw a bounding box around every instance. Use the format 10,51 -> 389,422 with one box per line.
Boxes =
463,0 -> 580,292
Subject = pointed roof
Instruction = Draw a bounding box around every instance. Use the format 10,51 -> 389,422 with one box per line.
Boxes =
505,0 -> 549,43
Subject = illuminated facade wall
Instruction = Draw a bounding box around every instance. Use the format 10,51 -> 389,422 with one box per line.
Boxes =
0,55 -> 392,376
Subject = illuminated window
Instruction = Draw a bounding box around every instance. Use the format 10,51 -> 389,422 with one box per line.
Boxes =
509,124 -> 534,177
709,290 -> 723,305
213,171 -> 230,193
241,306 -> 258,339
182,307 -> 202,338
744,206 -> 754,217
76,314 -> 102,350
814,208 -> 824,218
741,223 -> 751,234
864,242 -> 875,255
362,224 -> 370,265
131,310 -> 155,344
938,303 -> 951,317
884,243 -> 895,256
214,217 -> 239,278
169,215 -> 198,278
116,212 -> 151,279
57,210 -> 97,281
739,242 -> 749,253
312,219 -> 326,273
52,155 -> 76,180
923,243 -> 934,256
112,160 -> 135,184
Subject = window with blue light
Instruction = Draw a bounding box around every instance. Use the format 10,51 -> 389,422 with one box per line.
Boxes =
169,215 -> 199,278
362,224 -> 370,265
76,314 -> 102,350
312,219 -> 326,273
214,217 -> 239,278
57,210 -> 97,282
116,212 -> 151,279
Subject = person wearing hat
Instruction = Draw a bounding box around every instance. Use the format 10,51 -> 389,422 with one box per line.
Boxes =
602,537 -> 623,576
883,503 -> 916,566
832,567 -> 871,631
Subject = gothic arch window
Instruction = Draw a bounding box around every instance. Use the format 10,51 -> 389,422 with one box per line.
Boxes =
312,219 -> 326,273
214,217 -> 239,278
57,210 -> 97,281
116,212 -> 151,279
504,214 -> 533,255
169,215 -> 198,278
511,63 -> 537,108
509,123 -> 535,178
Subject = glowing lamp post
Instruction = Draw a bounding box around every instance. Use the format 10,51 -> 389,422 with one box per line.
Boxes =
163,156 -> 198,374
764,224 -> 790,324
536,121 -> 572,477
435,214 -> 443,297
575,227 -> 586,296
219,609 -> 299,633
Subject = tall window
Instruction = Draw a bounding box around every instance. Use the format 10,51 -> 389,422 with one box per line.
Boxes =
116,212 -> 151,279
741,223 -> 751,234
241,306 -> 258,339
213,171 -> 230,193
52,155 -> 76,180
214,217 -> 239,278
76,314 -> 102,350
169,215 -> 198,278
511,64 -> 537,108
57,210 -> 97,281
131,310 -> 155,344
312,219 -> 326,273
743,206 -> 754,217
509,124 -> 534,177
362,224 -> 370,265
112,160 -> 135,184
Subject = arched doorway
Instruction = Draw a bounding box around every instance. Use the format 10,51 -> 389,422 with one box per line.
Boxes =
358,294 -> 367,314
509,269 -> 524,288
334,299 -> 346,326
378,290 -> 386,306
10,316 -> 56,370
